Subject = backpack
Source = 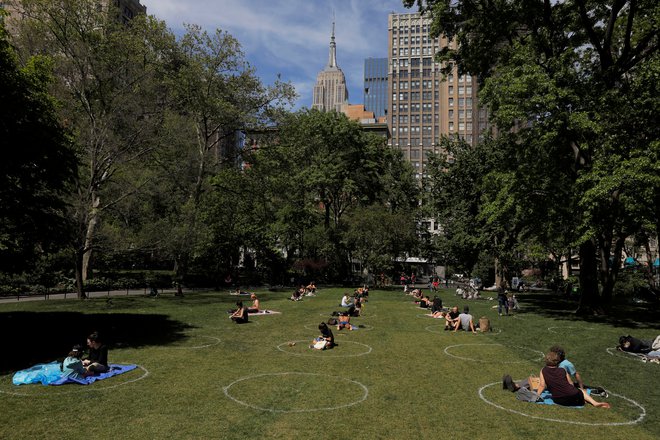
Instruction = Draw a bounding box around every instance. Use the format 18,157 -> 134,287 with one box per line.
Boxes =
327,318 -> 338,325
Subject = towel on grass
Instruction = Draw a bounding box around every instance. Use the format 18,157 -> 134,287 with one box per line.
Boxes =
13,362 -> 138,386
535,389 -> 590,407
250,310 -> 281,315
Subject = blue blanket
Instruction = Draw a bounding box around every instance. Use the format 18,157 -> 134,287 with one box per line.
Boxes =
13,362 -> 138,386
536,389 -> 590,407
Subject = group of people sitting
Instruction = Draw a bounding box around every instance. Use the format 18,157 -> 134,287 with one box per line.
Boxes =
61,331 -> 109,381
339,290 -> 366,317
503,346 -> 610,408
290,282 -> 318,301
228,293 -> 260,324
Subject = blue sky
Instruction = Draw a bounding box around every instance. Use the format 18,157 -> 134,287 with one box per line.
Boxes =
145,0 -> 412,109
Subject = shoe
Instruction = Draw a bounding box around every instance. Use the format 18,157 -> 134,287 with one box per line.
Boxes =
502,375 -> 516,392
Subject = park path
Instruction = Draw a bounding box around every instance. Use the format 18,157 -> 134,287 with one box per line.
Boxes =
0,288 -> 196,305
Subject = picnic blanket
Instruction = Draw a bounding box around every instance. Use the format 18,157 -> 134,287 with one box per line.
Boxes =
249,310 -> 281,315
535,389 -> 590,407
13,362 -> 138,386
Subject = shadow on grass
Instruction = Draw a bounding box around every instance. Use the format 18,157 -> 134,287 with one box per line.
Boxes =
0,311 -> 193,374
515,291 -> 660,330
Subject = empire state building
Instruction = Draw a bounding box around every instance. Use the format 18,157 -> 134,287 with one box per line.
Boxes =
312,21 -> 349,112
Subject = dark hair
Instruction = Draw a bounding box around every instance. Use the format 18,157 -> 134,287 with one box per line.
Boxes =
463,305 -> 470,313
236,300 -> 243,307
87,331 -> 101,342
549,345 -> 565,361
319,322 -> 328,331
68,344 -> 84,358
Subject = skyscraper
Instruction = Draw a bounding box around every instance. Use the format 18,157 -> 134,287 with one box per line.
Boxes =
312,21 -> 349,112
363,57 -> 388,119
387,12 -> 489,180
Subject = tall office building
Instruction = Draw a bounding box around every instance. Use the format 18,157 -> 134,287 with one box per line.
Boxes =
363,57 -> 388,119
312,21 -> 349,112
388,12 -> 489,180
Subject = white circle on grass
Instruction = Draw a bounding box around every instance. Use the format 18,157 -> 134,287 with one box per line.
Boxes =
478,381 -> 646,426
276,340 -> 373,358
443,343 -> 543,363
304,323 -> 373,332
606,347 -> 651,363
0,365 -> 150,397
164,335 -> 221,349
223,372 -> 368,413
548,326 -> 596,334
426,326 -> 502,335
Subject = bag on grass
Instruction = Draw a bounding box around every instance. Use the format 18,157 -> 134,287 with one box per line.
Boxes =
528,375 -> 541,392
327,318 -> 338,325
479,316 -> 491,332
652,335 -> 660,351
515,387 -> 542,403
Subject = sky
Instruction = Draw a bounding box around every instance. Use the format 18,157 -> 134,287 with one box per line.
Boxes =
144,0 -> 412,109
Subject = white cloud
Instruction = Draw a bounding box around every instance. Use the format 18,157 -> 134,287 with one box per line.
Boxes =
145,0 -> 409,108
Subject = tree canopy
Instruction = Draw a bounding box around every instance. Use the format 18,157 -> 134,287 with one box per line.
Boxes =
406,0 -> 659,312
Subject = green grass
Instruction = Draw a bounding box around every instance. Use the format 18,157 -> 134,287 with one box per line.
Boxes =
0,288 -> 658,439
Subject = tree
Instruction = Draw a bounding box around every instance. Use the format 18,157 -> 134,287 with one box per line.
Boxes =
251,109 -> 419,281
0,18 -> 77,273
406,0 -> 659,313
10,0 -> 177,297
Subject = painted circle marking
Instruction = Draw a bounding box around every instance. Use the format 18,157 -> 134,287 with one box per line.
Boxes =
443,343 -> 543,363
163,335 -> 221,349
0,365 -> 150,397
478,381 -> 646,426
223,372 -> 368,412
276,340 -> 373,358
548,326 -> 596,334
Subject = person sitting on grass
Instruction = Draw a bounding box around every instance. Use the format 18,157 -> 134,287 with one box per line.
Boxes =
83,332 -> 108,374
550,345 -> 608,397
445,306 -> 460,330
306,281 -> 317,295
431,295 -> 443,314
537,351 -> 610,408
340,292 -> 352,308
230,300 -> 248,324
290,286 -> 304,301
337,311 -> 352,331
61,344 -> 89,380
310,322 -> 335,350
246,294 -> 260,313
454,305 -> 477,333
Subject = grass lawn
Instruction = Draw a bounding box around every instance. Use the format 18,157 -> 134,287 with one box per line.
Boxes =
0,287 -> 658,439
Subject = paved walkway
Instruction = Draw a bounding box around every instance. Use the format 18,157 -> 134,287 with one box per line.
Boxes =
0,288 -> 199,304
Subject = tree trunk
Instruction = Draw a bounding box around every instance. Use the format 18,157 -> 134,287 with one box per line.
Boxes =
81,194 -> 100,283
74,249 -> 86,299
600,235 -> 624,306
576,239 -> 603,315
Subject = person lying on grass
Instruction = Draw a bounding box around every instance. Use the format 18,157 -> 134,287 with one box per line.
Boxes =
83,332 -> 108,374
431,310 -> 446,319
310,322 -> 335,350
418,295 -> 432,308
336,311 -> 352,331
454,305 -> 477,333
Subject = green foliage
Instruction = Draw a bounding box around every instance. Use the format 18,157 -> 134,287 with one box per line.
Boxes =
409,0 -> 660,311
0,20 -> 77,273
